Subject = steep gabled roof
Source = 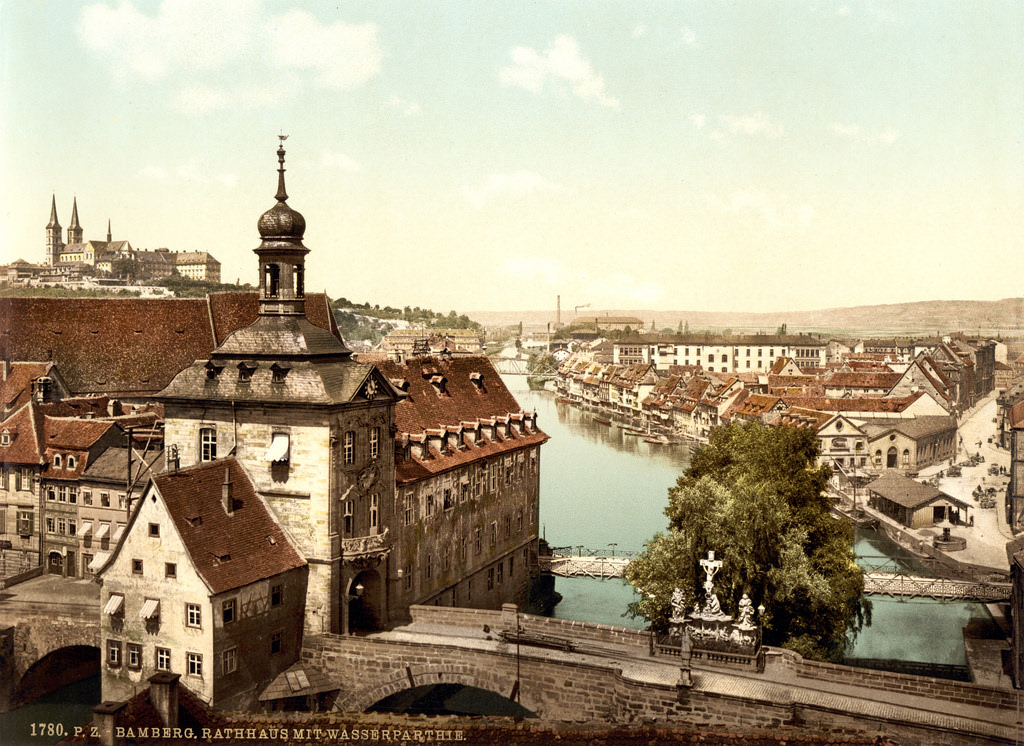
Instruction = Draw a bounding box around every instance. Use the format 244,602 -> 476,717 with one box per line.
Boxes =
152,459 -> 306,594
0,362 -> 55,413
0,401 -> 44,465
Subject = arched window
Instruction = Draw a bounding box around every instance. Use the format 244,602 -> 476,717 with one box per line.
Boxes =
293,264 -> 304,298
264,263 -> 280,298
902,449 -> 910,466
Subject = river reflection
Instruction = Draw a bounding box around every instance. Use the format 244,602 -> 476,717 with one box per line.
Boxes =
511,386 -> 692,555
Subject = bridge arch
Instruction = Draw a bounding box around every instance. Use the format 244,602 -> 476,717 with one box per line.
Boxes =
11,644 -> 99,706
335,663 -> 540,715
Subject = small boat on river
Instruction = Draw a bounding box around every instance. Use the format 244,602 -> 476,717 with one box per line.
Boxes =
593,416 -> 612,426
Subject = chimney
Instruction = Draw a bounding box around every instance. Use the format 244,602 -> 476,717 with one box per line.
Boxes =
222,468 -> 234,515
148,672 -> 180,729
92,701 -> 127,746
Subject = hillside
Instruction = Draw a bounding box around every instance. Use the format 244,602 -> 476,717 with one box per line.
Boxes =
468,298 -> 1024,339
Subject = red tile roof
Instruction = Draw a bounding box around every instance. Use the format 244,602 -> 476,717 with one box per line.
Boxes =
0,362 -> 53,412
0,402 -> 44,465
779,392 -> 924,413
373,356 -> 548,484
825,372 -> 901,389
152,459 -> 306,594
0,293 -> 339,396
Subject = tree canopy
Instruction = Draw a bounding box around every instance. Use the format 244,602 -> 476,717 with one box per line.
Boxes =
624,421 -> 869,662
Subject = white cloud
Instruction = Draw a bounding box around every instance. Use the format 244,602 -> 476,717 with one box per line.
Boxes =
172,78 -> 301,116
78,0 -> 261,82
706,188 -> 814,230
264,10 -> 380,89
829,121 -> 901,145
383,96 -> 422,117
77,1 -> 382,115
681,26 -> 697,47
177,160 -> 238,189
320,151 -> 361,172
499,35 -> 619,109
464,171 -> 567,207
632,24 -> 648,39
720,112 -> 784,138
689,113 -> 707,129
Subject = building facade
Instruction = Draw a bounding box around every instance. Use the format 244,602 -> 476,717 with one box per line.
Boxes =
97,458 -> 307,709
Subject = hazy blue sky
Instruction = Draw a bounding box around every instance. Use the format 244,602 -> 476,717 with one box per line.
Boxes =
2,1 -> 1022,313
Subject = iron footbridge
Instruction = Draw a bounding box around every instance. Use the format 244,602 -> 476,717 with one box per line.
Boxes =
539,553 -> 631,579
862,572 -> 1010,602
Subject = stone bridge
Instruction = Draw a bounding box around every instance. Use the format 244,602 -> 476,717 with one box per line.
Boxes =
304,605 -> 1020,746
0,584 -> 101,711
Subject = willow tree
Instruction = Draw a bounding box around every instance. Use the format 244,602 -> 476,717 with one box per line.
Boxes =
625,421 -> 870,662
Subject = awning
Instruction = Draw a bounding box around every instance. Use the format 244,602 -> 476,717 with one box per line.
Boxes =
112,525 -> 125,542
89,552 -> 111,571
94,523 -> 110,540
265,433 -> 290,462
139,599 -> 160,619
79,521 -> 92,536
103,593 -> 123,615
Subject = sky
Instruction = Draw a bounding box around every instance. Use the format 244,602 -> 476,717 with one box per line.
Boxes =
1,0 -> 1022,315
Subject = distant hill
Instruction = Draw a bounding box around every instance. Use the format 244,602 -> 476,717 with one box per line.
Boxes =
469,298 -> 1024,339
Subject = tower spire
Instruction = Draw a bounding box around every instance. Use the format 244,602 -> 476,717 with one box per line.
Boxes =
275,133 -> 289,202
107,219 -> 112,243
47,194 -> 61,229
67,197 -> 83,245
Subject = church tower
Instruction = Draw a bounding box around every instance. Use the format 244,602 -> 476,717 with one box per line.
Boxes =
255,137 -> 308,317
67,197 -> 83,245
157,139 -> 401,637
45,195 -> 63,265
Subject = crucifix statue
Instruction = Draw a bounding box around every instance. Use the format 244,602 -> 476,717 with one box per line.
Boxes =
699,550 -> 725,619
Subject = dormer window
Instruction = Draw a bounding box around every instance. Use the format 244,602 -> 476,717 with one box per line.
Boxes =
67,455 -> 77,470
1,429 -> 10,447
271,363 -> 290,384
205,360 -> 225,380
469,372 -> 485,391
429,375 -> 447,395
238,361 -> 257,382
53,454 -> 62,469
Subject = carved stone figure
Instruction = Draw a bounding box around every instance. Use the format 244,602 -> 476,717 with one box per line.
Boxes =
736,592 -> 755,629
670,587 -> 687,623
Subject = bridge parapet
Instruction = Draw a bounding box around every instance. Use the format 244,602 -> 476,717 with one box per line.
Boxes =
304,614 -> 1016,745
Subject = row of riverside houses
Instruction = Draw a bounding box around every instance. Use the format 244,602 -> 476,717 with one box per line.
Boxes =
0,142 -> 546,713
556,332 -> 1000,481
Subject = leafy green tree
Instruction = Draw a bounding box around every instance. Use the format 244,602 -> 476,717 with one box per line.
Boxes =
625,422 -> 869,662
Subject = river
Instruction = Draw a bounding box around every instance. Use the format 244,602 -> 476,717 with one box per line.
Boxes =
507,379 -> 998,666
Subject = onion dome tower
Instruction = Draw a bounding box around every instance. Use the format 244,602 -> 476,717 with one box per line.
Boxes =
255,136 -> 308,317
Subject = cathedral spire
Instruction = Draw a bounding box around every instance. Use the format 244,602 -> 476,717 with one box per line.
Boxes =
107,219 -> 112,243
47,194 -> 61,230
67,197 -> 83,245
